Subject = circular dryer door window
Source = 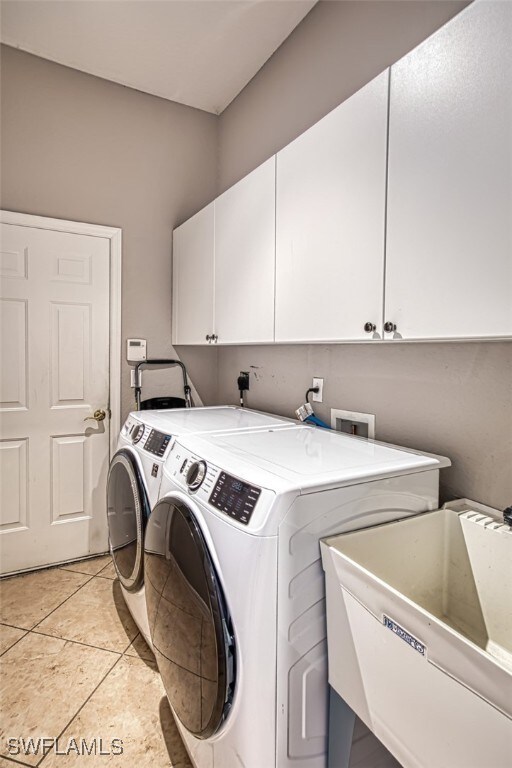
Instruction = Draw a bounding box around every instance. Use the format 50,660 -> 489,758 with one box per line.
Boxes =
106,449 -> 150,592
144,497 -> 236,738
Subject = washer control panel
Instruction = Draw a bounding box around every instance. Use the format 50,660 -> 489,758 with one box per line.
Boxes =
209,472 -> 261,525
144,429 -> 171,457
186,460 -> 207,491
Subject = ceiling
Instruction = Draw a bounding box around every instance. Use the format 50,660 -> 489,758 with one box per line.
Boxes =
0,0 -> 316,114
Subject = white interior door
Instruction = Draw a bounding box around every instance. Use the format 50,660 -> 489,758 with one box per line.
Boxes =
0,222 -> 111,574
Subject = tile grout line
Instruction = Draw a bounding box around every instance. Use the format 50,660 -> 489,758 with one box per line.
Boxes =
29,573 -> 97,632
30,627 -> 127,657
35,653 -> 124,768
122,631 -> 140,655
97,559 -> 114,576
60,557 -> 113,579
0,572 -> 96,634
0,752 -> 34,768
1,563 -> 140,768
0,628 -> 29,658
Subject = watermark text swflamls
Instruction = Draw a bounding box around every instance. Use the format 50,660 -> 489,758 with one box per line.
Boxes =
6,737 -> 124,757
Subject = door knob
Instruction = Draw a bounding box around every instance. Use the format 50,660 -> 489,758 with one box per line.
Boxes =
84,409 -> 107,423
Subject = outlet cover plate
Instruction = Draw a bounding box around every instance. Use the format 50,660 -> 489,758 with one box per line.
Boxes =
312,377 -> 324,402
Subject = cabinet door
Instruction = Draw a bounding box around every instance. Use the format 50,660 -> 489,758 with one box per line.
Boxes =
275,72 -> 388,342
385,1 -> 512,340
172,203 -> 214,345
214,158 -> 276,343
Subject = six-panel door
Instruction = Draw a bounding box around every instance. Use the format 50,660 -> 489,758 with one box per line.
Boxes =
0,223 -> 111,574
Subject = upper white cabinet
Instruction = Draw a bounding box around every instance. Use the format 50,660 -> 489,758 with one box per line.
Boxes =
275,71 -> 389,342
385,0 -> 512,340
172,203 -> 214,345
172,160 -> 276,345
214,158 -> 276,343
173,1 -> 511,346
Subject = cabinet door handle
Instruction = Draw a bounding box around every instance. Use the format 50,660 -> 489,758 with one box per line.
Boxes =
205,334 -> 211,342
212,334 -> 218,343
384,321 -> 397,333
364,322 -> 376,333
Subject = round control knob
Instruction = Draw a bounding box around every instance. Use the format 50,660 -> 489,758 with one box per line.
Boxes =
364,322 -> 376,333
131,424 -> 144,444
384,321 -> 397,333
186,460 -> 207,491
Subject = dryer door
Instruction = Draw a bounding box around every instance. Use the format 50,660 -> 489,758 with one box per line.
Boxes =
107,449 -> 150,592
144,496 -> 236,739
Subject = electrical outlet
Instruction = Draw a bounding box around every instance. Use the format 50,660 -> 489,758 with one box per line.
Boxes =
312,377 -> 324,403
331,408 -> 375,439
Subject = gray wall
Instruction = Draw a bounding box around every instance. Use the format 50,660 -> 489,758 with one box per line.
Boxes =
213,0 -> 512,510
2,3 -> 510,509
0,45 -> 219,416
216,343 -> 512,509
218,0 -> 470,192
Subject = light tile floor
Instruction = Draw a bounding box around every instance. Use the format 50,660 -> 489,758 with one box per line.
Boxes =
0,557 -> 192,768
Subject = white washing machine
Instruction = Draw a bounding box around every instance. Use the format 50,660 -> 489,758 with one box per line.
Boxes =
144,426 -> 450,768
106,406 -> 301,645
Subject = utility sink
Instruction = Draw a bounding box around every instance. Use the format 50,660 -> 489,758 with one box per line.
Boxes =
321,499 -> 512,768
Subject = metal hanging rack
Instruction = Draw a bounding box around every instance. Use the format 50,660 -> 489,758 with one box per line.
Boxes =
133,358 -> 192,410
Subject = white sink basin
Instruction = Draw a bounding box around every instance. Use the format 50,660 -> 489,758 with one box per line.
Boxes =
321,499 -> 512,768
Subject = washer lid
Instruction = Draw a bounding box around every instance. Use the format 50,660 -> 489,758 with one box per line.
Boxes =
182,426 -> 450,493
129,405 -> 298,434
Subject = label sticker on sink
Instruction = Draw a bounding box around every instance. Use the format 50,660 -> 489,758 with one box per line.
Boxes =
383,615 -> 426,656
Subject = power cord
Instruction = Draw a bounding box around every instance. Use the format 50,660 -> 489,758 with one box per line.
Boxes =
237,372 -> 250,407
296,386 -> 331,429
305,386 -> 319,402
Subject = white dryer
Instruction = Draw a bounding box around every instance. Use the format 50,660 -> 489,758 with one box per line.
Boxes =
106,406 -> 300,645
144,426 -> 450,768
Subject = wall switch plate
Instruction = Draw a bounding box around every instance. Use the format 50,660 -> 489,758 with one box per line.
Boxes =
312,377 -> 324,402
331,408 -> 375,439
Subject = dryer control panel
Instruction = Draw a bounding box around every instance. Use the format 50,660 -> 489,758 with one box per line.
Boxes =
209,472 -> 261,525
144,429 -> 171,457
